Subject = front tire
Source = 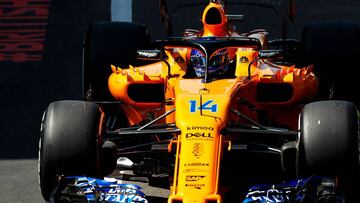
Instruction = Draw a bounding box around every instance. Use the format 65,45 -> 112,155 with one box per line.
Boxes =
299,100 -> 359,175
38,101 -> 104,201
298,100 -> 359,202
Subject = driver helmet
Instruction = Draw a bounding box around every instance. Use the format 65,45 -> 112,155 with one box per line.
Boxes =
189,48 -> 229,77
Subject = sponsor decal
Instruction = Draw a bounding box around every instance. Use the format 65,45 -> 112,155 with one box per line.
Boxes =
182,168 -> 209,173
185,183 -> 205,189
241,48 -> 252,51
0,0 -> 50,62
103,194 -> 147,202
248,195 -> 288,202
189,100 -> 218,113
192,142 -> 204,158
108,188 -> 137,194
246,189 -> 289,202
190,50 -> 203,58
186,126 -> 214,131
184,162 -> 209,167
186,175 -> 205,182
239,56 -> 249,63
186,132 -> 213,139
137,50 -> 159,58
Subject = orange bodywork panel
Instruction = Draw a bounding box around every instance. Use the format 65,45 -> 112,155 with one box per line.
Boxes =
202,2 -> 228,37
168,79 -> 241,203
108,62 -> 166,125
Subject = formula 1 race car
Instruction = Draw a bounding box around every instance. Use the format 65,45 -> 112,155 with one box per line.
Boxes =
38,0 -> 359,202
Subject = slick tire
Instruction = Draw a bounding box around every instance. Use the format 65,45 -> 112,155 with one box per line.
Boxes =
298,100 -> 359,176
302,21 -> 360,107
38,101 -> 103,201
83,21 -> 151,101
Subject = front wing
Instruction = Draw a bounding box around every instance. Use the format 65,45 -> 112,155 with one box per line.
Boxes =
51,176 -> 336,203
52,176 -> 148,203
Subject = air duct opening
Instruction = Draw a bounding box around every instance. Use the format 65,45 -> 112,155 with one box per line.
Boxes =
205,7 -> 222,25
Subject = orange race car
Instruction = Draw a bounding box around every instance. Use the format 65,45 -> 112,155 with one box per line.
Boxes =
38,0 -> 359,202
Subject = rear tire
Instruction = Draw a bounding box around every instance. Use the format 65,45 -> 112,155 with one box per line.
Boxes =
83,22 -> 151,101
38,101 -> 103,201
302,21 -> 360,107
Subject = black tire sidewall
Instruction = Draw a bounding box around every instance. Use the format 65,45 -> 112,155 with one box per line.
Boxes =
38,101 -> 103,200
299,100 -> 359,176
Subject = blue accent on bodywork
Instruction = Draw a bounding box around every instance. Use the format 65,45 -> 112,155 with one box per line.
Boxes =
54,176 -> 333,202
54,176 -> 148,203
242,177 -> 322,203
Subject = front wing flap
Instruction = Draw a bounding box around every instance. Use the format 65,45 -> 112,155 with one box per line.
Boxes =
52,176 -> 148,203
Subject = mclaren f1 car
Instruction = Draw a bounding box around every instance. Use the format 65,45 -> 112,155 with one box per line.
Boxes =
38,0 -> 359,202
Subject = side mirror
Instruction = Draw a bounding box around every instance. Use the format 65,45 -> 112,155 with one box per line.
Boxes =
226,14 -> 244,22
259,49 -> 283,59
266,39 -> 305,65
136,49 -> 162,60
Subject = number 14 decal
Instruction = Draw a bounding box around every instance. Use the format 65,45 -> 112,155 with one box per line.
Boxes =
189,100 -> 218,112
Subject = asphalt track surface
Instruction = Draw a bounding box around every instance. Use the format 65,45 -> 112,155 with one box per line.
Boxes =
1,0 -> 360,202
